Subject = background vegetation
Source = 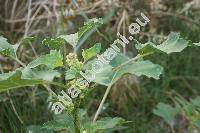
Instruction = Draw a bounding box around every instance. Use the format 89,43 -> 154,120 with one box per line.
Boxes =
0,0 -> 199,132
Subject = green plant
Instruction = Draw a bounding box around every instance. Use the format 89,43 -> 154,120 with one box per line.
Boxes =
153,95 -> 200,133
0,17 -> 199,132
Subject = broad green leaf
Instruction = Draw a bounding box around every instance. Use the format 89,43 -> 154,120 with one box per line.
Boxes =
27,50 -> 63,69
0,68 -> 60,91
0,36 -> 16,57
113,60 -> 163,82
75,11 -> 114,52
93,117 -> 124,130
83,117 -> 125,132
65,68 -> 77,80
110,53 -> 129,67
136,32 -> 189,54
60,18 -> 103,48
32,69 -> 61,81
18,67 -> 60,81
92,54 -> 127,86
0,71 -> 16,80
93,64 -> 114,86
77,109 -> 87,124
44,109 -> 86,132
27,125 -> 53,133
82,43 -> 101,61
43,113 -> 73,132
0,71 -> 43,92
78,18 -> 103,39
42,37 -> 65,50
95,61 -> 163,86
43,110 -> 123,133
153,103 -> 180,127
93,54 -> 163,86
60,33 -> 78,48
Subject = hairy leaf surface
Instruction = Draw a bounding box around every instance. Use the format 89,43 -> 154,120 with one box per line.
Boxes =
78,18 -> 103,39
113,60 -> 163,82
0,68 -> 60,91
82,43 -> 101,61
27,125 -> 53,133
94,54 -> 163,86
83,117 -> 125,132
0,71 -> 43,92
27,50 -> 63,69
136,32 -> 192,54
60,18 -> 103,48
60,33 -> 78,48
42,37 -> 65,50
65,68 -> 77,80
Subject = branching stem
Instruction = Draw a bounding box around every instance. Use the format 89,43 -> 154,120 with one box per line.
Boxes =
11,56 -> 26,67
93,52 -> 154,121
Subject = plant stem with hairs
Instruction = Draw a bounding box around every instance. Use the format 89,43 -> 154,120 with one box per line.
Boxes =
73,104 -> 80,133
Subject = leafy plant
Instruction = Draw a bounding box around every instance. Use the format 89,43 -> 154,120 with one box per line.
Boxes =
0,17 -> 199,132
153,95 -> 200,133
40,109 -> 125,133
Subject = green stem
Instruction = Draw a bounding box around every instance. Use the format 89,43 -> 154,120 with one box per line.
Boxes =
93,72 -> 117,121
72,107 -> 80,133
93,84 -> 112,122
61,44 -> 68,84
93,52 -> 154,121
63,45 -> 67,68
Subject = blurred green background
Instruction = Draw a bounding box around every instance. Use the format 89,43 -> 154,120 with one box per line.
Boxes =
0,0 -> 199,132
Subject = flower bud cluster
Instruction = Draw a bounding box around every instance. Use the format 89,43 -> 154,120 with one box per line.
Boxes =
66,53 -> 83,71
51,53 -> 88,114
